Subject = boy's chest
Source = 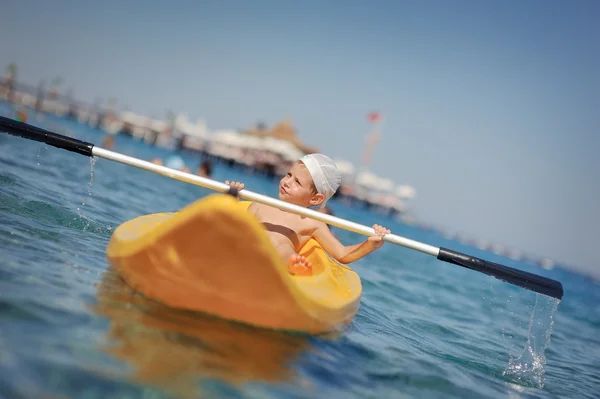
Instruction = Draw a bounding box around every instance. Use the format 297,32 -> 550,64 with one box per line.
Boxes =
255,208 -> 302,230
253,207 -> 313,242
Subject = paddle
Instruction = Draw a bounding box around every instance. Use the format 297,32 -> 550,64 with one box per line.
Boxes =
0,116 -> 564,300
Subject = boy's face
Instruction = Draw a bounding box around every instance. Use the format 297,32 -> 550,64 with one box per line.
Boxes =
278,161 -> 324,207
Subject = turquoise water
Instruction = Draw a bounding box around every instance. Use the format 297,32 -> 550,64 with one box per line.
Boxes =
1,103 -> 599,398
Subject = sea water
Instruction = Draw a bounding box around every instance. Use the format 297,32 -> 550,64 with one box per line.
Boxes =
1,103 -> 599,398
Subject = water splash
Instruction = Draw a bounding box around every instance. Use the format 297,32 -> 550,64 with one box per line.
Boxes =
502,294 -> 560,388
86,157 -> 97,197
76,157 -> 97,231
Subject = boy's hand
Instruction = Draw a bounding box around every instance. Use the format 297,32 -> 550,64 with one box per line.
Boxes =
368,224 -> 390,248
225,181 -> 245,191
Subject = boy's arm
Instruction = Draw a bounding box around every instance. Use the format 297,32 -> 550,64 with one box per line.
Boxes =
313,222 -> 389,264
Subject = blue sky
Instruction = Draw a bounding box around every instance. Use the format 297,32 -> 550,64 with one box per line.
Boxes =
3,0 -> 599,276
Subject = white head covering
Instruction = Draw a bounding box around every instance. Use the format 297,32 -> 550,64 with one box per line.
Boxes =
299,153 -> 341,207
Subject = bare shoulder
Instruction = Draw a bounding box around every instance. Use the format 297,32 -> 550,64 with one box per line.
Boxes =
305,217 -> 327,234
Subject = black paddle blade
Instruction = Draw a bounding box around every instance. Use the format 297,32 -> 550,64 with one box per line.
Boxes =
438,248 -> 564,300
0,116 -> 94,156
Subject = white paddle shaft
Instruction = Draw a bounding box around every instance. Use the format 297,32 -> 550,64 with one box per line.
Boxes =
93,147 -> 440,256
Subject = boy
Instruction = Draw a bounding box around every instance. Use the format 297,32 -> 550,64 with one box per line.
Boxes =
227,153 -> 390,276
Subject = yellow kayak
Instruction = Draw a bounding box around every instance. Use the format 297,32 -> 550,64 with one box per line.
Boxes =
106,194 -> 362,334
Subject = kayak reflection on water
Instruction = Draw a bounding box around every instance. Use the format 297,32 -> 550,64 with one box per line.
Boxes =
90,270 -> 316,397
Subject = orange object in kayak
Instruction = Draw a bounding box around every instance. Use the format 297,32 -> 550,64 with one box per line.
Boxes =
106,194 -> 362,334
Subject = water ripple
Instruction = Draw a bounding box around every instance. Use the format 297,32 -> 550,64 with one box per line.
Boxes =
0,107 -> 598,399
